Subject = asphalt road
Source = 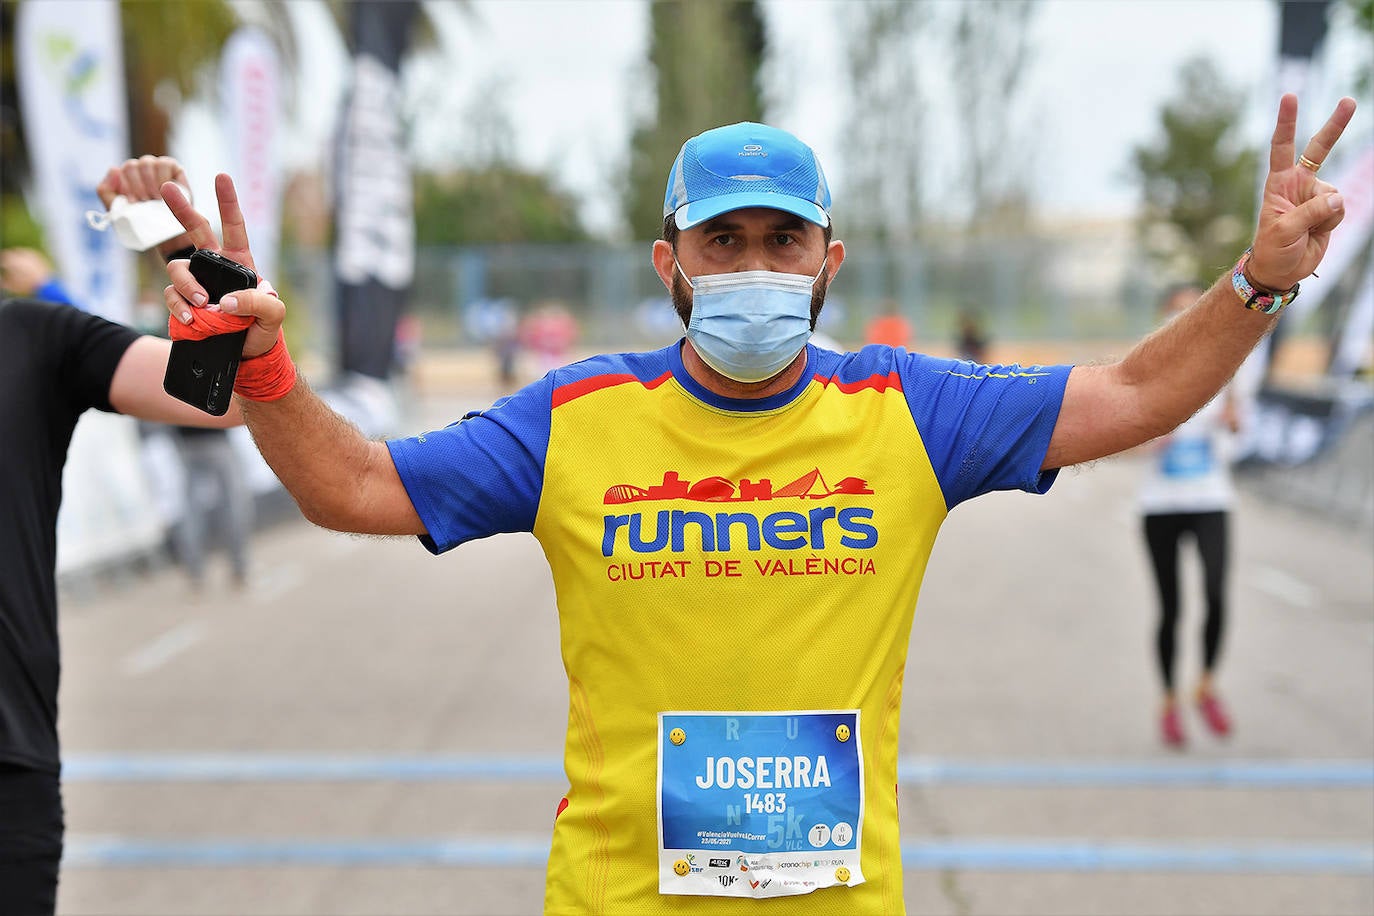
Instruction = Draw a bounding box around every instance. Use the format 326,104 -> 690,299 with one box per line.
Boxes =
53,390 -> 1374,916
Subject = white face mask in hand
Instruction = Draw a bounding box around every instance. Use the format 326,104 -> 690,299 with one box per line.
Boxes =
678,260 -> 826,384
84,185 -> 190,253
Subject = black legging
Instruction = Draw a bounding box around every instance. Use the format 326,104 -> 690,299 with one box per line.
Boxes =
1143,511 -> 1229,691
0,765 -> 63,916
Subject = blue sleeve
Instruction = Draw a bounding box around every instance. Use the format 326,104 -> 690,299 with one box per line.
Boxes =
385,375 -> 553,554
35,278 -> 78,308
899,352 -> 1071,509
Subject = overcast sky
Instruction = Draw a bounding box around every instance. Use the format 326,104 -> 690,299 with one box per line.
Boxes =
186,0 -> 1370,239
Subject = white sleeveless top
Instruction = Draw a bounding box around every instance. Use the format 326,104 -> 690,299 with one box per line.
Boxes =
1138,392 -> 1236,515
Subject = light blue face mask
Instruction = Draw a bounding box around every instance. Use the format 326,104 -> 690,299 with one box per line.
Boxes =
678,260 -> 826,384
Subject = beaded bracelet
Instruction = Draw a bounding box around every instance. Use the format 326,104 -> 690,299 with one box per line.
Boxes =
1231,248 -> 1299,315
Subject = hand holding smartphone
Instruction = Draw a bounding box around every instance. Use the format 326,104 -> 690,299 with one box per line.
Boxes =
162,250 -> 259,416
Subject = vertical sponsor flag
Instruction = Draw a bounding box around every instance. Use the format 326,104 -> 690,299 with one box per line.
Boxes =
1265,1 -> 1373,376
1275,0 -> 1331,100
1330,258 -> 1373,379
15,0 -> 131,321
220,26 -> 289,494
1237,1 -> 1374,467
17,2 -> 165,568
1236,0 -> 1333,395
219,26 -> 284,284
333,0 -> 418,381
1285,142 -> 1374,328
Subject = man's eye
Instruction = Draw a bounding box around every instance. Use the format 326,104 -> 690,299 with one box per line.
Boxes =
709,235 -> 734,246
774,234 -> 796,246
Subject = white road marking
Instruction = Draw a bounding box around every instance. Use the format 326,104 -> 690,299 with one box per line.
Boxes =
120,620 -> 208,676
1248,568 -> 1319,608
249,563 -> 307,604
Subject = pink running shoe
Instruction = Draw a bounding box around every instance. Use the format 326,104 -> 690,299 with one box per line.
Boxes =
1161,706 -> 1185,748
1197,694 -> 1232,737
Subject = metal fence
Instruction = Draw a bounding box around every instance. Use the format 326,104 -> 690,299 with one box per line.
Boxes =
278,233 -> 1166,355
1240,394 -> 1374,535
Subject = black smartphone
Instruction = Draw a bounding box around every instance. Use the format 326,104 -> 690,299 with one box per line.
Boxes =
162,250 -> 259,416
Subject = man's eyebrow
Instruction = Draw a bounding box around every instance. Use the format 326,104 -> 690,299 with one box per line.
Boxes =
696,214 -> 809,233
768,215 -> 808,232
697,216 -> 743,233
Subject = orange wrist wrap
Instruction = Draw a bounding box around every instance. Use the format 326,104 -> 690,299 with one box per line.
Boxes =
234,330 -> 296,401
167,309 -> 296,402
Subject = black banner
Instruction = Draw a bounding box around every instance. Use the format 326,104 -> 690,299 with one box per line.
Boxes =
333,0 -> 418,380
1278,0 -> 1331,60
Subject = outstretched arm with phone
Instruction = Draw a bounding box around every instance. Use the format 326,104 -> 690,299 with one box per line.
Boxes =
160,176 -> 425,535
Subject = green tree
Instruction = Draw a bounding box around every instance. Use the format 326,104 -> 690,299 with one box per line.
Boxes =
950,0 -> 1039,234
622,0 -> 766,241
1131,58 -> 1259,287
413,73 -> 586,246
120,0 -> 239,158
1350,0 -> 1374,95
414,168 -> 587,245
0,0 -> 239,246
840,0 -> 929,242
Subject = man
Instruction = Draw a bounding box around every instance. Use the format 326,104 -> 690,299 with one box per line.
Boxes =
0,156 -> 241,915
159,94 -> 1354,913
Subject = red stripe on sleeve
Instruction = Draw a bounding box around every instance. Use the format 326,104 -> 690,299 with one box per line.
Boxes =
552,370 -> 673,408
813,371 -> 903,394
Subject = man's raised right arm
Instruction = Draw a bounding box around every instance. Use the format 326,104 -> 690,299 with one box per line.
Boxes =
240,377 -> 425,535
159,173 -> 424,537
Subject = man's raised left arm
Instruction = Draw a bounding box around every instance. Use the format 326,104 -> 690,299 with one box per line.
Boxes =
1043,93 -> 1356,471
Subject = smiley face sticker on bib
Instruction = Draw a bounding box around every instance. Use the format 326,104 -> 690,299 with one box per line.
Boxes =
657,711 -> 864,898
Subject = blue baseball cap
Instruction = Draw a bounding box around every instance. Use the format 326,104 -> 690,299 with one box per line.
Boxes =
663,122 -> 831,230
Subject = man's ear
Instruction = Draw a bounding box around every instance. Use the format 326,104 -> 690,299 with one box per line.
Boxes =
823,238 -> 846,282
651,239 -> 677,292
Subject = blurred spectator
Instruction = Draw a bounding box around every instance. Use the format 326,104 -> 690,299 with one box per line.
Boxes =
633,295 -> 683,346
1137,284 -> 1241,748
0,248 -> 78,308
127,285 -> 254,593
519,301 -> 579,374
863,299 -> 912,348
466,297 -> 522,389
171,426 -> 254,590
394,312 -> 423,382
956,308 -> 989,363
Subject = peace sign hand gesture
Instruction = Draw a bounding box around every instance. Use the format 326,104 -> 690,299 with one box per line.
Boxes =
1246,94 -> 1357,293
160,174 -> 283,359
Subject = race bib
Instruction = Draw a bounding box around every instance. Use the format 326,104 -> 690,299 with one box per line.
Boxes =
1160,437 -> 1214,478
657,711 -> 864,898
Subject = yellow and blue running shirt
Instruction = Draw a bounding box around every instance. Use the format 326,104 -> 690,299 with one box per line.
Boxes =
387,341 -> 1070,914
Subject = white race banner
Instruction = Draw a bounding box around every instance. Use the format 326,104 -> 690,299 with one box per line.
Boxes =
15,0 -> 131,321
55,411 -> 165,575
1330,257 -> 1373,380
219,26 -> 284,283
1283,142 -> 1374,326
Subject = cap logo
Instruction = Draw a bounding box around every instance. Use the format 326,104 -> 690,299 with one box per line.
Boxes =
740,144 -> 766,157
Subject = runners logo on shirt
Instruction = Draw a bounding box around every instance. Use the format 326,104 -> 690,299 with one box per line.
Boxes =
604,469 -> 872,504
600,469 -> 879,579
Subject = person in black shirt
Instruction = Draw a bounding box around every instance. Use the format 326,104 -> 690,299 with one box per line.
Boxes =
0,157 -> 241,915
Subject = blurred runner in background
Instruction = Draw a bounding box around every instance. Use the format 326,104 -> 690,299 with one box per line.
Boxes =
1139,283 -> 1242,748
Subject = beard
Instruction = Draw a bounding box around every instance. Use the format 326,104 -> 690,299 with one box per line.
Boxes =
671,267 -> 830,331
